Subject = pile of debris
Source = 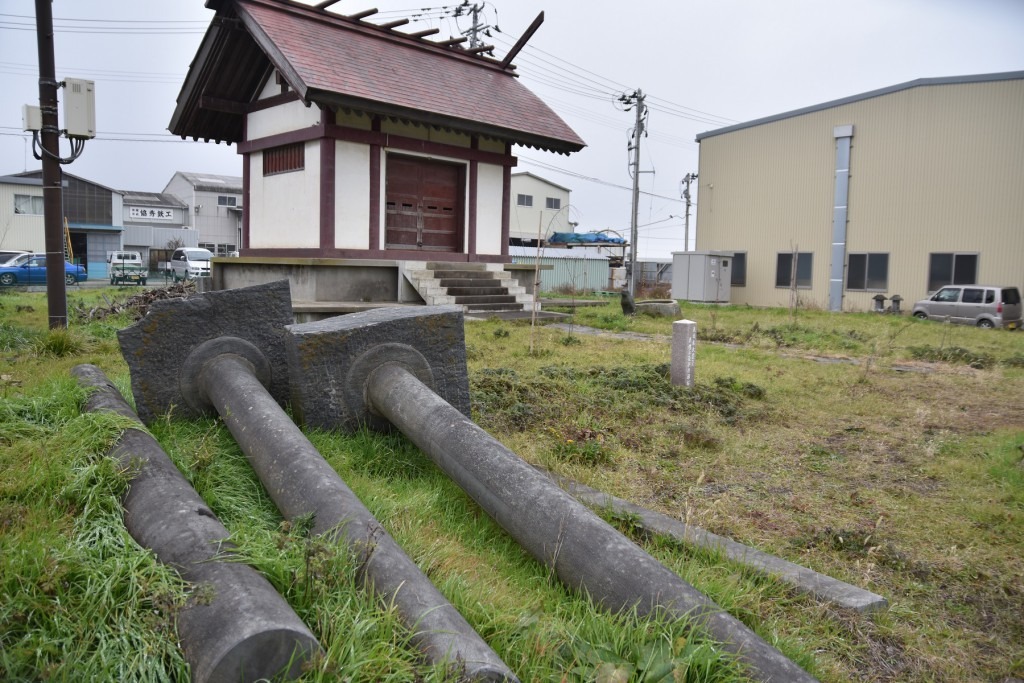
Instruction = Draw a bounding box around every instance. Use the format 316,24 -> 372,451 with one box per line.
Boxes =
73,281 -> 198,321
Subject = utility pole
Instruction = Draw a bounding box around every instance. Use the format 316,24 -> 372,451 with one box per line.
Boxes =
35,0 -> 67,329
621,89 -> 646,297
461,3 -> 488,49
681,172 -> 697,252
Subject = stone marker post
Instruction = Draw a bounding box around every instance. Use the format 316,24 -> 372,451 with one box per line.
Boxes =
671,319 -> 697,387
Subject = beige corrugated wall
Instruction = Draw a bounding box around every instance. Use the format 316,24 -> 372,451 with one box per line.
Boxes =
696,77 -> 1024,310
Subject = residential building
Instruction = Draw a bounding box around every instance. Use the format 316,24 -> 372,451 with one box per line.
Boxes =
694,71 -> 1024,311
509,172 -> 573,245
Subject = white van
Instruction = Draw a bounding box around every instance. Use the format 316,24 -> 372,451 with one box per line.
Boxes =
169,247 -> 213,281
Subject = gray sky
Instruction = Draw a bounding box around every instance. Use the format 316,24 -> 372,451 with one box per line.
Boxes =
2,0 -> 1022,257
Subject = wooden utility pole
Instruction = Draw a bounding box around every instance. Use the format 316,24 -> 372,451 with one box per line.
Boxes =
35,0 -> 67,328
627,90 -> 645,297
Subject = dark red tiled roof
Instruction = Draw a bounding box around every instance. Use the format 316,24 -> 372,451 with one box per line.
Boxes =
170,0 -> 584,154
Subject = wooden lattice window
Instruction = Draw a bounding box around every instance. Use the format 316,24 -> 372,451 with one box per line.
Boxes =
263,143 -> 304,176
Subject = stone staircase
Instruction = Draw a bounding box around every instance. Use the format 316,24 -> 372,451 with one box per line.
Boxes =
402,262 -> 533,316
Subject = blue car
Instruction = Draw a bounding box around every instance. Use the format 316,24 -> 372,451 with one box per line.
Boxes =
0,255 -> 88,286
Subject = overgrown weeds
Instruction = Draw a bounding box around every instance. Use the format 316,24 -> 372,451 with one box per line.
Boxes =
2,290 -> 1022,682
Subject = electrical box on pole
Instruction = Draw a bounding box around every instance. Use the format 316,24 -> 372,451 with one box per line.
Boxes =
63,78 -> 96,139
22,104 -> 42,132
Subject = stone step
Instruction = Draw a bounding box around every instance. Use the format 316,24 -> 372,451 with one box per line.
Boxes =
425,262 -> 490,271
464,302 -> 526,312
445,286 -> 510,296
453,295 -> 518,305
436,272 -> 501,281
438,277 -> 503,288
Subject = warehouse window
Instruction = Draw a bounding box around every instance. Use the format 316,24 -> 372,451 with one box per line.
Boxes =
847,253 -> 889,291
545,197 -> 561,210
14,194 -> 44,215
517,194 -> 533,207
730,252 -> 747,287
928,253 -> 977,292
263,142 -> 305,176
217,195 -> 237,207
775,252 -> 813,288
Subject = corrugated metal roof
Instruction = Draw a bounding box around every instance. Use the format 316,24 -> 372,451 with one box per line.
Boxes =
121,191 -> 187,208
696,70 -> 1024,141
175,172 -> 243,194
170,0 -> 585,155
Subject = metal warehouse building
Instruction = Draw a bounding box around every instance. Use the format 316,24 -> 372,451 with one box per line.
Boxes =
694,70 -> 1024,311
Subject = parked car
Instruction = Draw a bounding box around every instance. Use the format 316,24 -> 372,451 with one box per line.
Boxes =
168,247 -> 213,281
0,250 -> 29,265
0,255 -> 88,286
912,285 -> 1022,329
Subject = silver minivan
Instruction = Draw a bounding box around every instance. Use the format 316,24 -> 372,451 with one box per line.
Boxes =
169,247 -> 213,281
912,285 -> 1022,329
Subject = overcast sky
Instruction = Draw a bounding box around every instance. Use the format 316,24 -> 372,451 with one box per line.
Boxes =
1,0 -> 1022,257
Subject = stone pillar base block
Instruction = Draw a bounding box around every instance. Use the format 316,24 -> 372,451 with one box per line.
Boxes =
285,305 -> 470,432
117,280 -> 294,424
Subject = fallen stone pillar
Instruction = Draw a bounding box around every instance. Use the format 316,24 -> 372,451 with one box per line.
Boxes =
72,364 -> 320,683
286,306 -> 818,683
118,282 -> 516,683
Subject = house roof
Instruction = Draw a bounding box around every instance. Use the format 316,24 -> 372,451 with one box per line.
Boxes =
170,0 -> 585,155
696,70 -> 1024,142
511,171 -> 572,194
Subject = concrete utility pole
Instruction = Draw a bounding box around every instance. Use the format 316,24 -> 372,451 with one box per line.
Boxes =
462,3 -> 487,48
34,0 -> 67,329
681,172 -> 697,252
626,89 -> 646,296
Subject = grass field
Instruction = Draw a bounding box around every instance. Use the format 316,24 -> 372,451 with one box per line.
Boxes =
2,286 -> 1022,682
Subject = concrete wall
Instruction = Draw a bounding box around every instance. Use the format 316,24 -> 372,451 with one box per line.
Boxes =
211,257 -> 400,304
696,75 -> 1024,310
